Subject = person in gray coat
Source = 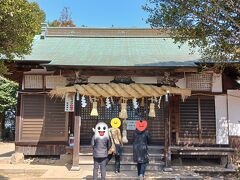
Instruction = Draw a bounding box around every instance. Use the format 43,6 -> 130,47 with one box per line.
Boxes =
92,122 -> 111,180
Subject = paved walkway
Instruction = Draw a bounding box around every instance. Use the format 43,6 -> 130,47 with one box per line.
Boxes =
0,162 -> 237,179
0,143 -> 238,179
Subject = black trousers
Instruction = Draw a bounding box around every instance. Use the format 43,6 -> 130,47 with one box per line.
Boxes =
107,154 -> 121,172
137,163 -> 147,176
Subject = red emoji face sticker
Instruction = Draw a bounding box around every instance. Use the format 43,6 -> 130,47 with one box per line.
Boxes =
136,120 -> 147,132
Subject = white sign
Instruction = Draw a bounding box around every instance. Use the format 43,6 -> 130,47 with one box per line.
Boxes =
65,93 -> 75,112
126,120 -> 136,130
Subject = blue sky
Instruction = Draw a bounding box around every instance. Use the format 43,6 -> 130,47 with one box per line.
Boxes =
30,0 -> 150,28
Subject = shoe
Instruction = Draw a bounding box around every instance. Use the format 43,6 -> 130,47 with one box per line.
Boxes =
139,174 -> 144,180
114,170 -> 118,174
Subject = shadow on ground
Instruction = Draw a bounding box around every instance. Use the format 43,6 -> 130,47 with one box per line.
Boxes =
0,175 -> 9,180
0,151 -> 14,158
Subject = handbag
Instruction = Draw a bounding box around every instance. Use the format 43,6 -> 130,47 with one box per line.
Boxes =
108,140 -> 115,155
110,130 -> 122,156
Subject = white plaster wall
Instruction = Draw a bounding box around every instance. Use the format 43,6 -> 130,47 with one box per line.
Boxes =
132,77 -> 157,84
227,90 -> 240,136
215,95 -> 229,144
88,76 -> 114,83
176,78 -> 186,88
212,73 -> 222,92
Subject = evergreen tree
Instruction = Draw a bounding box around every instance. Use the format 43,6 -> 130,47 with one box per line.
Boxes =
144,0 -> 239,64
0,0 -> 45,74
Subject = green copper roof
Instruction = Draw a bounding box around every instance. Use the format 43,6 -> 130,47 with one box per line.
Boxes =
20,35 -> 201,67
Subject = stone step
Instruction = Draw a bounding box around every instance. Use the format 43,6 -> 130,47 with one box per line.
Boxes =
30,178 -> 202,180
0,168 -> 47,177
0,157 -> 11,164
79,153 -> 164,163
79,162 -> 165,171
194,168 -> 236,174
93,171 -> 203,180
80,145 -> 164,154
12,173 -> 203,180
0,168 -> 204,180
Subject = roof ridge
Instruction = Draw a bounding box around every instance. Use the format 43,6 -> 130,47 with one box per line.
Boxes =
45,35 -> 172,38
44,27 -> 170,38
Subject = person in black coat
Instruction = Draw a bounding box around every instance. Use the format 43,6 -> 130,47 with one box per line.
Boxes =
133,120 -> 150,179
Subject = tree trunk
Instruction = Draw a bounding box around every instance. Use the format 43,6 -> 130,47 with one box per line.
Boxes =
0,112 -> 5,141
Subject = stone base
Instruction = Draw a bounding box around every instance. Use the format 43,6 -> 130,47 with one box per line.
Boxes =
10,152 -> 24,164
65,146 -> 73,155
220,156 -> 228,167
227,163 -> 236,170
60,154 -> 72,164
163,167 -> 173,172
70,165 -> 80,171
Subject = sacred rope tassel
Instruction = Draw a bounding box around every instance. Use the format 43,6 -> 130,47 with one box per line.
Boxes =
132,98 -> 139,109
122,119 -> 128,143
81,95 -> 87,108
149,101 -> 156,117
158,96 -> 162,109
181,95 -> 186,102
118,97 -> 122,105
100,98 -> 105,107
106,97 -> 111,109
119,102 -> 128,119
90,101 -> 98,116
140,97 -> 145,107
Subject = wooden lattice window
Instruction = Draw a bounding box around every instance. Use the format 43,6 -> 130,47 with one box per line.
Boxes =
21,95 -> 44,140
179,96 -> 216,143
44,96 -> 66,137
24,75 -> 43,89
21,95 -> 67,141
186,74 -> 212,91
45,75 -> 67,89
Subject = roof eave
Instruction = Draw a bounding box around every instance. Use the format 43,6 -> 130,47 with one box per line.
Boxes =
42,64 -> 198,70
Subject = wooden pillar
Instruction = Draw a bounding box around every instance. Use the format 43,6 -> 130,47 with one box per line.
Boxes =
198,97 -> 202,143
163,93 -> 172,171
175,96 -> 180,145
15,93 -> 22,142
71,92 -> 81,171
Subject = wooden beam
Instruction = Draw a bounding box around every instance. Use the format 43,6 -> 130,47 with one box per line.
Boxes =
46,67 -> 190,77
71,93 -> 81,171
174,67 -> 198,73
15,141 -> 68,146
